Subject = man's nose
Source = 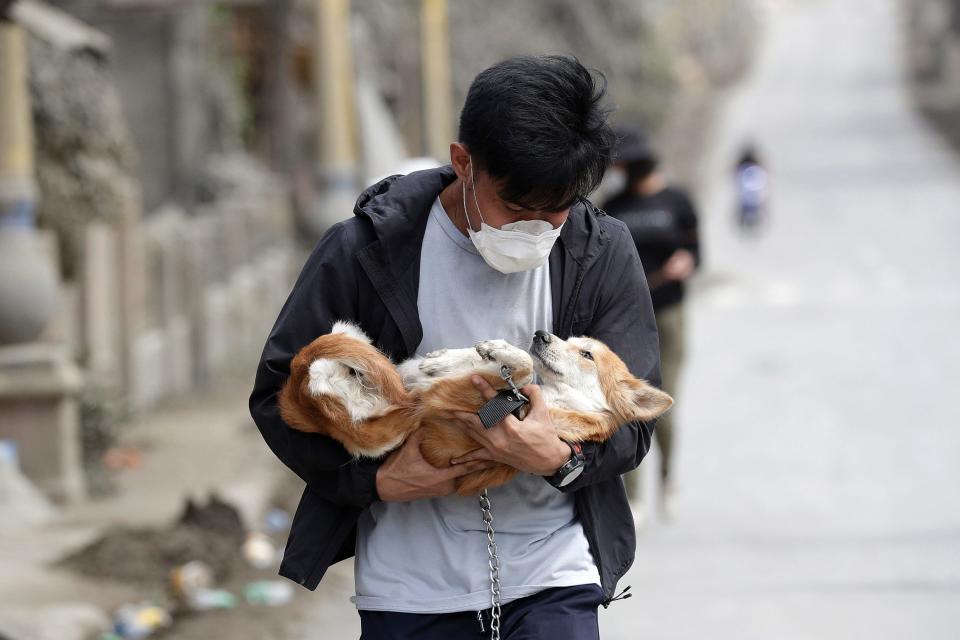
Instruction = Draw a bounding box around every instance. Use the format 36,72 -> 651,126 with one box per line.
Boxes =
534,330 -> 551,344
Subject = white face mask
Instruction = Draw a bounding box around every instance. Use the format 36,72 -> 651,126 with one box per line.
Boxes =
461,162 -> 564,274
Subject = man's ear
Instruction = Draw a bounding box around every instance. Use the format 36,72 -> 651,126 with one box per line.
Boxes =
612,376 -> 673,423
330,320 -> 372,344
449,142 -> 471,181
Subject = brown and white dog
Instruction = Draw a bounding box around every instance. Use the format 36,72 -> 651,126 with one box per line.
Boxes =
279,322 -> 672,495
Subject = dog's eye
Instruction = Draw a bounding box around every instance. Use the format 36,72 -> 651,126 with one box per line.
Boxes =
345,366 -> 363,378
579,350 -> 594,361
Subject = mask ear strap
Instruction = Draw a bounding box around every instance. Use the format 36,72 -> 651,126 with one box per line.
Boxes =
461,170 -> 476,231
468,160 -> 487,225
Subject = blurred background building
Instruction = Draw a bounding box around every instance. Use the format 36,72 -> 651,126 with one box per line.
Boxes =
0,0 -> 757,506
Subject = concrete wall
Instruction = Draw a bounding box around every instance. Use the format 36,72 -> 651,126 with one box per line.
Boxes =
122,156 -> 297,412
27,2 -> 299,412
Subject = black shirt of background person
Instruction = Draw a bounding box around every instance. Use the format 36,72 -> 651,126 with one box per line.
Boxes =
602,186 -> 701,310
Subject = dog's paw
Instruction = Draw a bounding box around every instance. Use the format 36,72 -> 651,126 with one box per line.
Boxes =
475,340 -> 531,372
475,339 -> 511,362
419,350 -> 449,376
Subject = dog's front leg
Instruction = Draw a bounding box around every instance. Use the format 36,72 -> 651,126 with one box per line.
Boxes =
404,347 -> 486,385
474,340 -> 534,384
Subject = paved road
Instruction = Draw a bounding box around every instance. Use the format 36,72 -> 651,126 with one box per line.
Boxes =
294,1 -> 960,637
602,0 -> 960,638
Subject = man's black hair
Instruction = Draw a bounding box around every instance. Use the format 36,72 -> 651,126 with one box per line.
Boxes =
458,55 -> 615,212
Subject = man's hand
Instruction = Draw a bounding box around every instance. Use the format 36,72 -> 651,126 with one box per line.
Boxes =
449,377 -> 571,477
660,249 -> 695,282
376,428 -> 498,502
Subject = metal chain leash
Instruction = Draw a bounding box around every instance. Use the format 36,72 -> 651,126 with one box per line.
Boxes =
479,489 -> 502,640
474,366 -> 528,639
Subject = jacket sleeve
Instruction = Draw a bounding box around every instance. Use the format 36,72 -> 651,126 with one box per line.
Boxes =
249,222 -> 382,508
554,222 -> 662,493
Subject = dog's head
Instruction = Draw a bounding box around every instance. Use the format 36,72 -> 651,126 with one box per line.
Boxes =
280,322 -> 408,433
529,330 -> 672,423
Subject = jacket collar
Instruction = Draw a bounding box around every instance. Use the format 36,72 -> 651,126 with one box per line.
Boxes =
353,166 -> 455,278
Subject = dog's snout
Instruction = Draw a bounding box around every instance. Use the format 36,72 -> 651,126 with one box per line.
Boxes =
534,330 -> 551,344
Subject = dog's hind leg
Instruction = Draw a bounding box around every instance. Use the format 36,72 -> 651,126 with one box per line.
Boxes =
398,350 -> 481,392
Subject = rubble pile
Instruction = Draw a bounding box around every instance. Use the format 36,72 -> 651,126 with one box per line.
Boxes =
58,494 -> 245,583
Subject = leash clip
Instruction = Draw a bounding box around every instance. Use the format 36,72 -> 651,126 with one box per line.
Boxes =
476,367 -> 529,429
500,365 -> 528,404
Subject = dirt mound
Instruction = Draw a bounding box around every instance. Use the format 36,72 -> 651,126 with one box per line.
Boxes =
177,493 -> 246,545
58,494 -> 246,583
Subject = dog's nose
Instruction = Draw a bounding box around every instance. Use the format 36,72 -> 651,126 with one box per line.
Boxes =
534,330 -> 551,344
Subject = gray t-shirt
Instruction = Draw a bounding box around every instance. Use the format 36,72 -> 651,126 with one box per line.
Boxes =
352,197 -> 600,614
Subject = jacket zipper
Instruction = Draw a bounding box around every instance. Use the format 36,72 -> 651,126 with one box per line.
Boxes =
559,262 -> 587,338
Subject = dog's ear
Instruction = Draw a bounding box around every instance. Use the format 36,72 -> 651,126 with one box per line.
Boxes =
611,377 -> 674,423
331,320 -> 372,344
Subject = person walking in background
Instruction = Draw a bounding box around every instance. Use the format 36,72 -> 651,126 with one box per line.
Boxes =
734,144 -> 769,230
602,128 -> 700,520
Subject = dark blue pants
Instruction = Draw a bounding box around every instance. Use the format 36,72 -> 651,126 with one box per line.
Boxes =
359,584 -> 604,639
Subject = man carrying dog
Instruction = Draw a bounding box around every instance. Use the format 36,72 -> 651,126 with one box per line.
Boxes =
250,55 -> 661,639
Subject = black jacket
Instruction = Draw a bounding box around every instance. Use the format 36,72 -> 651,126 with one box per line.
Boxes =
249,166 -> 661,603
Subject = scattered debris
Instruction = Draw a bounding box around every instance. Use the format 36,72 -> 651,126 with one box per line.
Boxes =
168,560 -> 240,611
183,588 -> 238,611
241,532 -> 276,570
243,581 -> 294,607
168,560 -> 214,602
111,603 -> 171,640
101,447 -> 143,471
262,507 -> 291,534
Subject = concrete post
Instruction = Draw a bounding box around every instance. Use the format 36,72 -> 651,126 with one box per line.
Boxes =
0,343 -> 84,503
420,0 -> 453,161
0,12 -> 84,502
310,0 -> 358,236
0,17 -> 58,345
